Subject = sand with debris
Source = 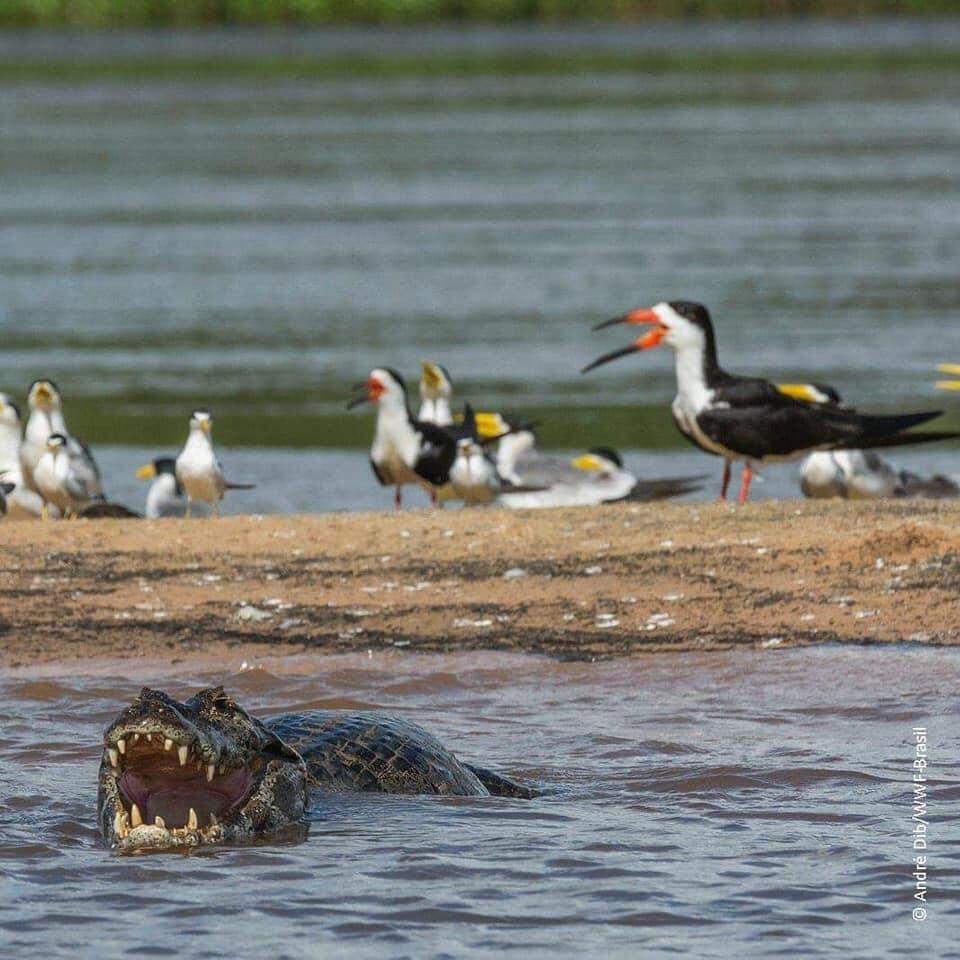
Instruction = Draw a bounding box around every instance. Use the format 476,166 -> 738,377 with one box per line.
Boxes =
2,499 -> 959,671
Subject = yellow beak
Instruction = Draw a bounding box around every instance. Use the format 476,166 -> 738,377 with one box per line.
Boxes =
936,364 -> 960,390
474,411 -> 507,439
777,383 -> 828,404
420,361 -> 446,392
571,454 -> 604,472
135,463 -> 156,480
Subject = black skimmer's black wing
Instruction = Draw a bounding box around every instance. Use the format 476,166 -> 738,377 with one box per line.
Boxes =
696,401 -> 948,462
411,420 -> 457,487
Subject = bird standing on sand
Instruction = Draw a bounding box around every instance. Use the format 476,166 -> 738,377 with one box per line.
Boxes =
174,411 -> 254,517
33,433 -> 103,517
418,361 -> 455,427
0,393 -> 48,519
20,380 -> 104,505
348,368 -> 457,509
583,300 -> 958,504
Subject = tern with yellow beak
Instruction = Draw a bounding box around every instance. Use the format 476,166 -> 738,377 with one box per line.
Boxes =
584,300 -> 959,504
21,379 -> 104,505
418,361 -> 455,427
174,411 -> 254,517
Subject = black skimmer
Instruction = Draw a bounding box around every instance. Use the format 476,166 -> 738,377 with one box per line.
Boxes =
21,380 -> 104,504
418,361 -> 455,427
348,368 -> 459,509
175,411 -> 255,517
583,300 -> 959,504
0,392 -> 48,519
475,412 -> 702,508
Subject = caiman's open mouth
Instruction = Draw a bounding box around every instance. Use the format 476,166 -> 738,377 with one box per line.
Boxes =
105,727 -> 257,845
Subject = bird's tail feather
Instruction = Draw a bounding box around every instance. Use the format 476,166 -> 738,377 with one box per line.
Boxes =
850,410 -> 943,438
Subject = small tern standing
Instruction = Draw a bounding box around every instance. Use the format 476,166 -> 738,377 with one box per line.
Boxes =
174,411 -> 254,517
584,300 -> 958,504
33,433 -> 103,517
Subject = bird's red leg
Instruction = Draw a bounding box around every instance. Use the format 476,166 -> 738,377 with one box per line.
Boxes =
394,486 -> 402,510
738,463 -> 754,505
718,460 -> 732,501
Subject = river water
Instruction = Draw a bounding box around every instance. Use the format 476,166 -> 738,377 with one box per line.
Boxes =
0,647 -> 956,957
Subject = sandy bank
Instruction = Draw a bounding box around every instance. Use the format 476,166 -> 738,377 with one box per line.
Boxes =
2,499 -> 959,670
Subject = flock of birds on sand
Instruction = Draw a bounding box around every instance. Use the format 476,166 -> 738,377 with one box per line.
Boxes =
1,300 -> 958,521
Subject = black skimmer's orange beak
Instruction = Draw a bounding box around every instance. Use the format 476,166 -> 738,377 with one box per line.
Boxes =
582,307 -> 667,373
346,375 -> 386,410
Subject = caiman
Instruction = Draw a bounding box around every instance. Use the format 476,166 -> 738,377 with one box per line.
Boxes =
98,686 -> 534,853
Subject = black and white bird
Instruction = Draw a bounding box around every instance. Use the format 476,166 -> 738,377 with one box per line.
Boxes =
174,410 -> 254,517
349,368 -> 459,509
136,456 -> 206,518
0,393 -> 47,519
33,433 -> 103,517
418,361 -> 455,428
476,412 -> 701,508
20,380 -> 104,506
583,300 -> 958,504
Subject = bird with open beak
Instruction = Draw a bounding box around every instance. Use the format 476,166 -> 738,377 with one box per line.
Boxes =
583,300 -> 958,504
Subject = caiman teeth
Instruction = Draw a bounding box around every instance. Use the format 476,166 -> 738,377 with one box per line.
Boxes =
207,764 -> 215,782
178,745 -> 189,766
164,739 -> 173,752
108,748 -> 119,767
133,733 -> 140,743
117,738 -> 126,755
155,816 -> 166,828
188,808 -> 198,830
131,804 -> 143,827
145,733 -> 152,742
209,812 -> 217,826
114,811 -> 126,835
